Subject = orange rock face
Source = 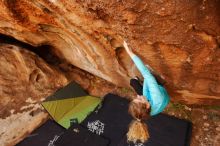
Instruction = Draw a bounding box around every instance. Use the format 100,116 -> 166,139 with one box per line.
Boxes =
0,44 -> 67,146
0,44 -> 67,117
0,0 -> 219,106
0,1 -> 219,145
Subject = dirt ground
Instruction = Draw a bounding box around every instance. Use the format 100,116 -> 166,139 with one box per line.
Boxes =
63,66 -> 220,146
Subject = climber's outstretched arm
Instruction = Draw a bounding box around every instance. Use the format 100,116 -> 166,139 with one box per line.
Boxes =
123,41 -> 151,78
123,41 -> 136,58
123,41 -> 163,102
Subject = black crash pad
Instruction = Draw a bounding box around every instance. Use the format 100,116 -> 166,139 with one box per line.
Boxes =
16,120 -> 65,146
55,124 -> 110,146
81,93 -> 133,146
118,114 -> 192,146
45,81 -> 88,101
17,93 -> 192,146
81,94 -> 192,146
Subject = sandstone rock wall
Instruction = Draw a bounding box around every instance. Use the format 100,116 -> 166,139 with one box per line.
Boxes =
0,1 -> 220,145
0,44 -> 67,146
0,0 -> 219,104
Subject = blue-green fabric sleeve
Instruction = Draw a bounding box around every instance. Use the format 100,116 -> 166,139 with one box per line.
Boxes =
131,55 -> 163,104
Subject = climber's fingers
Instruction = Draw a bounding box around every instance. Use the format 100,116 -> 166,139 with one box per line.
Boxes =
123,40 -> 136,58
123,41 -> 129,49
123,41 -> 132,53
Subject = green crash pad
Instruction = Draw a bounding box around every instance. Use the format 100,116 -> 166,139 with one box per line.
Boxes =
42,82 -> 101,129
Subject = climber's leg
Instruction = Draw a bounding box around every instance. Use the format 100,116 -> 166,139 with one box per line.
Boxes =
130,78 -> 143,95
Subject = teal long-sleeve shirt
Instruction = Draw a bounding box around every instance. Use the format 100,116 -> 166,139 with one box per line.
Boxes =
132,55 -> 170,116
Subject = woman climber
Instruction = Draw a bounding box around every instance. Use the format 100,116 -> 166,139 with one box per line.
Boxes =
123,41 -> 170,143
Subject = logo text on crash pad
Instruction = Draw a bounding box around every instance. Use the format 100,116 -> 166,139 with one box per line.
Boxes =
87,120 -> 105,135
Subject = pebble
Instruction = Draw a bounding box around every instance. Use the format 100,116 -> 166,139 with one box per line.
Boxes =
203,115 -> 208,120
184,106 -> 192,111
204,128 -> 209,131
10,109 -> 15,114
204,122 -> 209,127
195,135 -> 200,140
216,127 -> 220,131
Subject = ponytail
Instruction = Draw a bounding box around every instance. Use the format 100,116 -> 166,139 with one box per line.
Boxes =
127,119 -> 149,143
127,99 -> 151,143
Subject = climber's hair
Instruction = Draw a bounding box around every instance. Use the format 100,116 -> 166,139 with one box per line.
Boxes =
127,100 -> 151,143
127,120 -> 149,143
128,100 -> 150,120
